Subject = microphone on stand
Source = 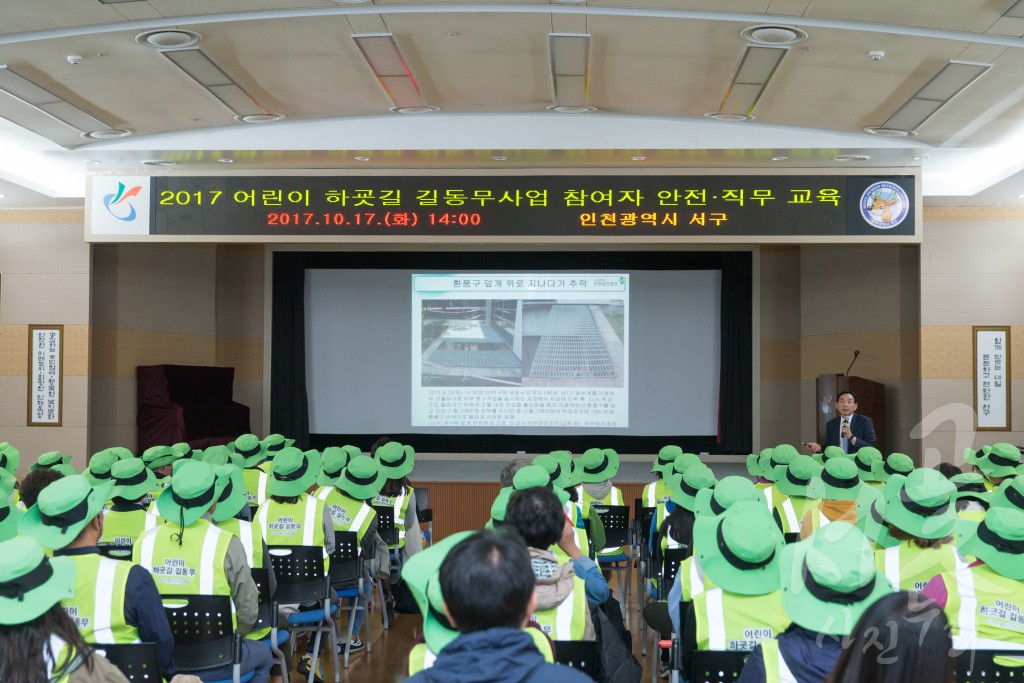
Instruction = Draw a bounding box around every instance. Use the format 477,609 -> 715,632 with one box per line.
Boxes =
844,350 -> 861,377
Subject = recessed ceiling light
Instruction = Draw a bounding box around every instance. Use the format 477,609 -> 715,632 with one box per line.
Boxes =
235,114 -> 284,124
864,126 -> 915,137
217,158 -> 234,164
82,128 -> 133,139
135,30 -> 202,49
142,159 -> 176,166
0,194 -> 6,199
740,25 -> 808,46
491,156 -> 508,161
833,154 -> 871,162
1018,193 -> 1024,199
631,156 -> 647,161
83,160 -> 101,164
705,113 -> 754,122
334,0 -> 371,3
392,106 -> 440,115
354,156 -> 371,162
546,105 -> 597,114
913,155 -> 929,161
771,156 -> 789,161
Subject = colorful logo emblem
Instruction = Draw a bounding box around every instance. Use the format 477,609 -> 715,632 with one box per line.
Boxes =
859,181 -> 909,230
102,182 -> 143,222
820,394 -> 833,416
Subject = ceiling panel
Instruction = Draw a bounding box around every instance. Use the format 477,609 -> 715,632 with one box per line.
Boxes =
802,0 -> 1002,33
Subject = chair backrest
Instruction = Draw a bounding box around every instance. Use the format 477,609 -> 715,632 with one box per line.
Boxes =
161,594 -> 235,670
591,504 -> 630,547
95,544 -> 134,561
267,545 -> 328,604
690,650 -> 749,683
328,531 -> 361,588
553,640 -> 599,676
662,547 -> 688,587
636,501 -> 656,545
250,567 -> 273,633
372,505 -> 399,546
955,649 -> 1024,682
90,643 -> 161,683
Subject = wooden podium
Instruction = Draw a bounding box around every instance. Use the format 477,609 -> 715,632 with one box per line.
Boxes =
815,375 -> 886,454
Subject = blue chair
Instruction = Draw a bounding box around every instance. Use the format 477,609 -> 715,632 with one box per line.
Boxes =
161,594 -> 254,683
328,531 -> 373,668
592,504 -> 632,599
250,567 -> 287,675
267,545 -> 339,683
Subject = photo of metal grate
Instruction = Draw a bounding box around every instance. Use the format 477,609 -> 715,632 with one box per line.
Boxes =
530,304 -> 616,378
428,349 -> 521,368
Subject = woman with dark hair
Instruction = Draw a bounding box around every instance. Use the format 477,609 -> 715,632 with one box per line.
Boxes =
0,536 -> 128,683
826,592 -> 954,683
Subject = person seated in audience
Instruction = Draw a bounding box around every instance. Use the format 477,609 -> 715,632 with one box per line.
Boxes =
82,450 -> 119,489
134,459 -> 272,683
876,468 -> 961,592
810,445 -> 845,468
951,472 -> 991,523
259,434 -> 293,470
921,505 -> 1024,650
141,445 -> 181,504
870,452 -> 914,484
759,444 -> 799,510
801,456 -> 863,535
680,501 -> 790,676
935,461 -> 962,479
965,443 -> 1022,491
18,466 -> 66,510
404,529 -> 592,683
825,591 -> 953,683
650,463 -> 717,603
504,484 -> 609,609
314,452 -> 391,653
737,522 -> 892,683
99,458 -> 160,546
771,455 -> 824,539
31,451 -> 74,474
851,447 -> 885,487
234,433 -> 272,510
0,536 -> 131,683
530,455 -> 595,561
0,493 -> 22,542
853,486 -> 900,551
575,447 -> 624,515
499,457 -> 530,488
403,530 -> 556,676
647,445 -> 681,506
18,474 -> 176,678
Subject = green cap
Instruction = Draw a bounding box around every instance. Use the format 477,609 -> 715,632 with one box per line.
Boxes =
233,434 -> 265,467
170,442 -> 198,462
336,455 -> 386,501
201,445 -> 243,469
142,445 -> 178,471
262,434 -> 294,459
0,443 -> 21,476
871,453 -> 914,483
31,451 -> 71,472
988,476 -> 1024,511
401,530 -> 474,654
757,452 -> 777,482
654,445 -> 682,474
814,446 -> 847,466
780,522 -> 892,636
319,446 -> 360,486
882,469 -> 957,540
156,460 -> 227,527
0,537 -> 75,625
513,465 -> 568,506
83,450 -> 119,487
579,448 -> 619,483
852,447 -> 884,482
746,454 -> 761,479
816,457 -> 864,501
957,507 -> 1024,580
773,456 -> 824,499
490,487 -> 513,524
19,475 -> 114,550
211,464 -> 248,522
695,476 -> 765,517
565,456 -> 584,487
695,500 -> 783,595
106,447 -> 135,461
376,442 -> 415,480
110,458 -> 157,501
268,447 -> 321,497
966,443 -> 1022,479
669,463 -> 717,512
854,486 -> 899,549
533,454 -> 571,490
0,496 -> 24,542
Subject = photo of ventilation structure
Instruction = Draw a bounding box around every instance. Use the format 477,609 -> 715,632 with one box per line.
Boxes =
521,301 -> 624,388
421,300 -> 523,386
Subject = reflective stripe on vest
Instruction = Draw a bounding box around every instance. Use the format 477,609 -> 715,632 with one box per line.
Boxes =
761,639 -> 798,683
884,545 -> 901,589
318,487 -> 374,550
238,520 -> 255,566
780,499 -> 799,532
705,588 -> 726,648
216,517 -> 263,569
534,578 -> 587,640
951,565 -> 1024,651
45,636 -> 74,683
257,495 -> 327,559
64,555 -> 139,644
645,482 -> 657,507
691,556 -> 706,598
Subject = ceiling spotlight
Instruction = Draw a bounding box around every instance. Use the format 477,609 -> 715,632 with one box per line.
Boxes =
865,126 -> 915,137
771,156 -> 788,161
142,159 -> 176,166
354,156 -> 371,162
0,193 -> 6,199
491,156 -> 508,161
705,112 -> 754,122
546,105 -> 597,114
631,156 -> 647,161
82,128 -> 132,139
913,155 -> 929,161
740,25 -> 808,46
235,114 -> 284,123
135,29 -> 202,49
217,158 -> 234,164
1018,193 -> 1024,199
392,106 -> 440,114
833,154 -> 871,162
83,160 -> 101,164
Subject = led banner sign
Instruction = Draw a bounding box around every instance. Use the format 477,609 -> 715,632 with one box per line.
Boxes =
87,174 -> 918,241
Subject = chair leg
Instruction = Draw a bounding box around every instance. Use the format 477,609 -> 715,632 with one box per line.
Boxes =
309,630 -> 323,683
344,597 -> 357,669
359,580 -> 373,655
329,623 -> 340,683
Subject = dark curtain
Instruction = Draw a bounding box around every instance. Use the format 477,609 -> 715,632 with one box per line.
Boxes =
270,252 -> 310,448
717,252 -> 753,453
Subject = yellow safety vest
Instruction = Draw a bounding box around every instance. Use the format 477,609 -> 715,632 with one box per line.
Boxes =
773,496 -> 823,534
944,564 -> 1024,651
532,577 -> 590,641
679,555 -> 717,602
100,508 -> 158,546
243,468 -> 270,508
760,638 -> 799,683
372,486 -> 412,549
576,485 -> 625,556
63,554 -> 140,644
643,479 -> 672,507
693,588 -> 790,652
552,501 -> 589,564
876,541 -> 966,592
315,486 -> 376,546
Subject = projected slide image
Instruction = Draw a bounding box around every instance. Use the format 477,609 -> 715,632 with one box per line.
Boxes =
421,299 -> 522,387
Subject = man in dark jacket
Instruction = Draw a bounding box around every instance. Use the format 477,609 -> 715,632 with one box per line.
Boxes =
404,529 -> 592,683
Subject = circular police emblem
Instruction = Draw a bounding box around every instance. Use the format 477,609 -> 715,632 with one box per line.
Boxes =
860,182 -> 909,229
